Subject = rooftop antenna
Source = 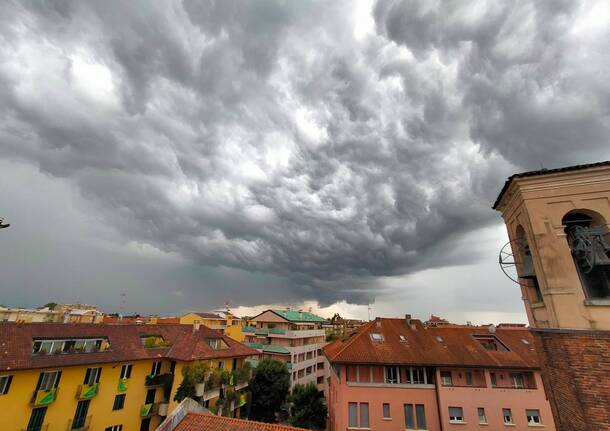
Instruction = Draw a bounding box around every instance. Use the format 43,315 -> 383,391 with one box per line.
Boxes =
367,304 -> 372,322
0,218 -> 9,229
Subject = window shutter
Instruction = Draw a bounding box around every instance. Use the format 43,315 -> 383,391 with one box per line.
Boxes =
35,372 -> 44,391
55,371 -> 62,388
84,369 -> 91,385
96,368 -> 102,383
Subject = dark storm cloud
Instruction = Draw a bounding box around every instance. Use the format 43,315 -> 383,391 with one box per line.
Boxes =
1,0 -> 609,306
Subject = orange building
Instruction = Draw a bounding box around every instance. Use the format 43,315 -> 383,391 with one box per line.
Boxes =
494,161 -> 610,429
324,317 -> 555,431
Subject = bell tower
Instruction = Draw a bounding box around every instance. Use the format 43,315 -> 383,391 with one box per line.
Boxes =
494,161 -> 610,429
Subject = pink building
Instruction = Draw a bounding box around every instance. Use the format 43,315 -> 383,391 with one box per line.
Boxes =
324,317 -> 555,431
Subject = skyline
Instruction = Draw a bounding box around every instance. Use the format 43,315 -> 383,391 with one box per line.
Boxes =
1,0 -> 610,324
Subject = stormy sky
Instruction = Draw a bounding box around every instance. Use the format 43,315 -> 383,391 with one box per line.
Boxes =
1,0 -> 609,322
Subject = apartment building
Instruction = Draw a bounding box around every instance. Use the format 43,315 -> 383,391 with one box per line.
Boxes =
324,317 -> 555,431
244,309 -> 327,388
179,311 -> 247,342
0,322 -> 257,431
0,304 -> 103,324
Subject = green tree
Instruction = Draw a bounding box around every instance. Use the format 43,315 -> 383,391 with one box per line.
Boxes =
288,383 -> 327,430
173,361 -> 209,402
249,359 -> 290,423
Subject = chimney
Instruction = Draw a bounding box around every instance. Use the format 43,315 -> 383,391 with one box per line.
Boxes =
193,321 -> 201,333
405,314 -> 412,325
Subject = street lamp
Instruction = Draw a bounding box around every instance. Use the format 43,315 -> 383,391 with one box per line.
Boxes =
0,218 -> 9,229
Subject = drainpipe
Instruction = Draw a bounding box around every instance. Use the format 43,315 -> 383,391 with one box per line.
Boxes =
433,367 -> 445,431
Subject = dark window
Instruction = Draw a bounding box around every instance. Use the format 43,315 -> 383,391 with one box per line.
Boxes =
150,362 -> 161,376
27,407 -> 47,431
465,372 -> 473,386
449,406 -> 464,422
36,371 -> 61,391
105,426 -> 123,431
71,400 -> 90,429
145,388 -> 156,404
473,335 -> 510,352
415,404 -> 426,429
140,418 -> 151,431
113,394 -> 126,411
83,368 -> 101,385
404,404 -> 414,429
0,375 -> 13,394
440,371 -> 452,386
490,372 -> 497,387
383,403 -> 391,419
120,364 -> 132,380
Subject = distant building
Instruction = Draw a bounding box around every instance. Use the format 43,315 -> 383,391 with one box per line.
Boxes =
0,322 -> 257,431
494,161 -> 610,429
244,309 -> 327,388
0,303 -> 103,324
179,311 -> 246,342
422,314 -> 450,327
324,316 -> 555,431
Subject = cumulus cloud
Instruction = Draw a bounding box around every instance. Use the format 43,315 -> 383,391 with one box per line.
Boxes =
1,0 -> 609,307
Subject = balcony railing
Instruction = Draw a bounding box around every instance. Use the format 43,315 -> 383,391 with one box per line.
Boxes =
140,402 -> 166,418
67,415 -> 91,431
117,378 -> 128,392
30,387 -> 58,407
144,373 -> 172,387
75,383 -> 99,400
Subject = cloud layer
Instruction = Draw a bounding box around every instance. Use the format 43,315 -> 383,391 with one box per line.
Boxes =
1,0 -> 609,307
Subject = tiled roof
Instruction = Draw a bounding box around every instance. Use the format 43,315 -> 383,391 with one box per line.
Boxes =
323,318 -> 540,369
0,323 -> 258,371
269,309 -> 326,323
262,345 -> 290,355
174,413 -> 309,431
192,312 -> 225,320
492,160 -> 610,209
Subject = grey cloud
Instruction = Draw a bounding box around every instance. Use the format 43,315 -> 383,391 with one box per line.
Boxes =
1,0 -> 609,307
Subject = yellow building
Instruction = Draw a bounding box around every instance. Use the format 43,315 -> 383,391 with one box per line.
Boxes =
0,322 -> 257,431
179,312 -> 246,342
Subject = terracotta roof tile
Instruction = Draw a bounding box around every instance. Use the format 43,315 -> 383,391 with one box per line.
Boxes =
174,413 -> 309,431
0,323 -> 258,371
324,318 -> 539,369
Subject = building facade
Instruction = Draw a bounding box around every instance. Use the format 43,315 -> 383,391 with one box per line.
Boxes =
494,162 -> 610,429
324,317 -> 555,431
0,304 -> 103,324
179,312 -> 246,342
244,310 -> 327,388
0,322 -> 257,431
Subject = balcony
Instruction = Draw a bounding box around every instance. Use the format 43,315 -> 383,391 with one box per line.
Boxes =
30,387 -> 57,407
75,383 -> 99,400
140,403 -> 159,418
144,373 -> 172,387
242,326 -> 256,333
272,329 -> 325,338
117,378 -> 128,392
67,415 -> 91,431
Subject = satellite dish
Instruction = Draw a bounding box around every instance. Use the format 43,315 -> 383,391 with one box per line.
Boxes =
498,239 -> 532,287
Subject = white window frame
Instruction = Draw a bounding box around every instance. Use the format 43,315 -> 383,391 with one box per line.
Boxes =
477,407 -> 487,424
448,406 -> 464,423
503,408 -> 513,424
526,409 -> 541,425
120,364 -> 132,380
84,367 -> 101,385
382,403 -> 391,419
151,361 -> 162,376
39,371 -> 60,391
440,371 -> 452,386
384,366 -> 399,384
511,373 -> 525,389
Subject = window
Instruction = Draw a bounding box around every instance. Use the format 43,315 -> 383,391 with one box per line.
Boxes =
113,394 -> 126,411
385,366 -> 399,384
415,405 -> 426,429
120,364 -> 132,380
83,367 -> 101,385
71,400 -> 90,429
150,362 -> 161,376
490,372 -> 497,387
0,375 -> 12,395
348,402 -> 369,428
503,408 -> 513,424
37,371 -> 61,391
360,403 -> 369,428
370,333 -> 384,342
449,407 -> 464,423
382,403 -> 391,419
473,335 -> 510,352
27,407 -> 47,431
563,212 -> 610,299
441,371 -> 453,386
207,338 -> 229,350
465,371 -> 473,386
404,404 -> 414,429
105,426 -> 123,431
511,373 -> 524,389
526,409 -> 541,425
412,367 -> 425,384
32,338 -> 110,355
478,408 -> 487,424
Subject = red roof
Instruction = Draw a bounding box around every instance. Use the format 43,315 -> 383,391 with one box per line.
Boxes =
324,318 -> 540,369
174,413 -> 309,431
0,323 -> 258,371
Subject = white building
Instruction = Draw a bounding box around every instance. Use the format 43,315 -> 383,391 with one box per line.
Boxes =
244,309 -> 327,389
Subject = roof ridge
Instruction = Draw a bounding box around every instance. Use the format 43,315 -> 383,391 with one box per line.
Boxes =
327,320 -> 376,362
186,412 -> 309,430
